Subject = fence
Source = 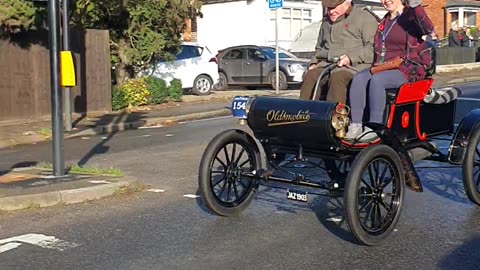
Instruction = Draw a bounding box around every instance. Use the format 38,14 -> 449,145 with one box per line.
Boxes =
0,29 -> 111,122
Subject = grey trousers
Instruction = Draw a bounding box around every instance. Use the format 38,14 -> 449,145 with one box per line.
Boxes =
349,69 -> 408,123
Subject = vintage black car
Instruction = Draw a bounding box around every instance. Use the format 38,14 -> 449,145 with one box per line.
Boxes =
197,50 -> 480,246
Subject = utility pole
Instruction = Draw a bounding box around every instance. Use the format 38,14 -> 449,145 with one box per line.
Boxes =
48,0 -> 65,176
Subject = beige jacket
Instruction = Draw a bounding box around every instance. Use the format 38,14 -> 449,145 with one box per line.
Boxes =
310,5 -> 378,74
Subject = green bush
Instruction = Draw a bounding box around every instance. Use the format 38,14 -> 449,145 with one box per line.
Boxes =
120,78 -> 150,107
167,78 -> 183,101
112,86 -> 127,111
144,76 -> 168,104
111,77 -> 183,110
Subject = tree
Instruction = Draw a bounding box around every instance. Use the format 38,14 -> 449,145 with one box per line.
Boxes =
73,0 -> 203,84
0,0 -> 202,84
0,0 -> 37,36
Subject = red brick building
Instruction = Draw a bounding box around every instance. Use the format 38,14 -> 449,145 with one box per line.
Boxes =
423,0 -> 480,38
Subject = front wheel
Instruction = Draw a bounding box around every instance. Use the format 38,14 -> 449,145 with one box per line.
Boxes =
269,71 -> 288,90
198,129 -> 261,216
344,144 -> 405,246
462,126 -> 480,205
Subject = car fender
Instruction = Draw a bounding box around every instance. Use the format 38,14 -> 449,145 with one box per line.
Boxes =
448,108 -> 480,164
268,66 -> 288,77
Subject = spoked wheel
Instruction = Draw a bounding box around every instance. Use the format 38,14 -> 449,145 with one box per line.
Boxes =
462,126 -> 480,205
344,145 -> 405,246
199,129 -> 261,216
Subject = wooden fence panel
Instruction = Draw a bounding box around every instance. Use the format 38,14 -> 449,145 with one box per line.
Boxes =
0,29 -> 111,122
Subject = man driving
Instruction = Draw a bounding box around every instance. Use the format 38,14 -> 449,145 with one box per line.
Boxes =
299,0 -> 378,104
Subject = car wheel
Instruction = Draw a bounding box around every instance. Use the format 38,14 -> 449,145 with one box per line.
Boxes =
214,72 -> 228,91
269,71 -> 288,90
192,75 -> 213,96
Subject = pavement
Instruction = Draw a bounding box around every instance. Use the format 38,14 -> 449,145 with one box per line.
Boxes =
0,166 -> 141,211
0,63 -> 479,212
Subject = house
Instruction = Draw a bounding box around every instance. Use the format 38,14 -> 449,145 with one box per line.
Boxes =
423,0 -> 480,39
196,0 -> 325,54
195,0 -> 387,55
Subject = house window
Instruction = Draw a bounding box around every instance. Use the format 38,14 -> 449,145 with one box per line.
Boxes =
268,7 -> 313,42
464,12 -> 476,26
451,11 -> 459,26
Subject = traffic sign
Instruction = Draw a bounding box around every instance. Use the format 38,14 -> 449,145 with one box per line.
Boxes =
269,0 -> 283,9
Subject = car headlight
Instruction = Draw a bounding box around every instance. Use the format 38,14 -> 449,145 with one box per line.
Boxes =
288,63 -> 303,73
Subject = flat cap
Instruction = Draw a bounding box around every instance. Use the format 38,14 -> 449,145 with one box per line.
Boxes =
322,0 -> 347,8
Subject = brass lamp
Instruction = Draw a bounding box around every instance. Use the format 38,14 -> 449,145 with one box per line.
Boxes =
331,103 -> 350,139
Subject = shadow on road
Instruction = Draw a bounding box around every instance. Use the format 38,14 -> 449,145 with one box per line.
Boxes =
438,235 -> 480,270
0,161 -> 39,176
77,111 -> 147,166
418,165 -> 471,204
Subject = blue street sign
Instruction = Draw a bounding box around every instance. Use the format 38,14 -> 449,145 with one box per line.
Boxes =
269,0 -> 283,9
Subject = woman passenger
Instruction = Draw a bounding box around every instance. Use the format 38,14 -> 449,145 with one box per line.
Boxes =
344,0 -> 434,142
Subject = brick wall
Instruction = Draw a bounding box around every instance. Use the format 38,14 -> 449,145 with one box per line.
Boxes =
423,0 -> 447,37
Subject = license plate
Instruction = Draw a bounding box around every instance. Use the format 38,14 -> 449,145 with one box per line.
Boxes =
287,189 -> 308,202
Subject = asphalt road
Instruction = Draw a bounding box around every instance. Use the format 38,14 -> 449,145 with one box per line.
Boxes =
1,83 -> 480,269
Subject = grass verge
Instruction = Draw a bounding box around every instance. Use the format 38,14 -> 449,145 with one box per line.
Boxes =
36,162 -> 124,177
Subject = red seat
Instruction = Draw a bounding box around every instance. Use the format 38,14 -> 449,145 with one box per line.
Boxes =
394,79 -> 433,104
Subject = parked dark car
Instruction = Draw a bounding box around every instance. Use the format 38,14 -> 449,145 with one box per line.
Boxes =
214,45 -> 309,90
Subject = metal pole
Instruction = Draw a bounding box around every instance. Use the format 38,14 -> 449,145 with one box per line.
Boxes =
275,8 -> 279,94
48,0 -> 65,176
62,0 -> 72,131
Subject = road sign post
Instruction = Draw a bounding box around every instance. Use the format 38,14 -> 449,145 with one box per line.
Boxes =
48,0 -> 65,176
269,0 -> 283,95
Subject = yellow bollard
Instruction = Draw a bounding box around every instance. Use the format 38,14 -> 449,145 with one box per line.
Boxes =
60,51 -> 76,87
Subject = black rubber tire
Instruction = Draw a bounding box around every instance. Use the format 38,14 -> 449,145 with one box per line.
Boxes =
192,74 -> 213,96
214,72 -> 228,91
198,129 -> 261,216
462,126 -> 480,205
269,71 -> 288,90
344,144 -> 405,246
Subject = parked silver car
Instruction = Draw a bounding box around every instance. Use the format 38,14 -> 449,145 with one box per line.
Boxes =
215,45 -> 309,90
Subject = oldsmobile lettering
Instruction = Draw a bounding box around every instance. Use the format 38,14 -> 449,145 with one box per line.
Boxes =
266,110 -> 311,126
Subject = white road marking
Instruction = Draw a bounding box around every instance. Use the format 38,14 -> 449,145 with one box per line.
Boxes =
81,137 -> 90,140
101,136 -> 108,139
147,189 -> 165,193
183,194 -> 200,199
165,134 -> 174,137
326,217 -> 343,222
0,243 -> 22,253
458,97 -> 480,102
89,180 -> 111,184
142,134 -> 151,138
0,233 -> 79,254
139,125 -> 164,129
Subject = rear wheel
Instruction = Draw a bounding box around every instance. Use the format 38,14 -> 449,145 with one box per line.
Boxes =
199,130 -> 261,216
192,74 -> 213,95
344,144 -> 405,246
462,126 -> 480,205
214,72 -> 228,91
